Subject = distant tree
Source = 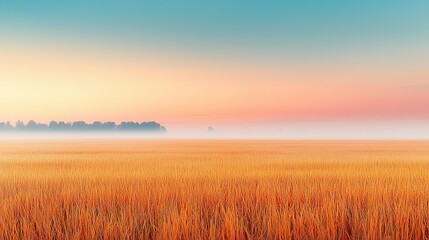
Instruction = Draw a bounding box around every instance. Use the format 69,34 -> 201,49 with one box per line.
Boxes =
140,122 -> 166,132
49,121 -> 58,129
26,120 -> 38,129
92,121 -> 103,130
118,121 -> 140,130
15,120 -> 25,129
0,122 -> 13,130
57,121 -> 71,130
72,121 -> 88,130
36,123 -> 49,130
102,122 -> 116,130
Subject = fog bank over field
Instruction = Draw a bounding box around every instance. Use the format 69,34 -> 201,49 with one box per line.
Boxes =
1,120 -> 429,140
0,132 -> 168,140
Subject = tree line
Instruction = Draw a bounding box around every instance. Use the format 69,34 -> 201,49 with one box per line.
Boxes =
0,120 -> 166,132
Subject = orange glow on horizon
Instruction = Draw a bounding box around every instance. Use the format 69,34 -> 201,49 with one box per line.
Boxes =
1,39 -> 429,128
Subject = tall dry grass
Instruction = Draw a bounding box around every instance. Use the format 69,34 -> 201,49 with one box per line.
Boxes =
0,140 -> 428,239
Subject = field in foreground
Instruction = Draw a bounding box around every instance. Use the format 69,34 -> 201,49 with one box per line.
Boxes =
0,140 -> 428,239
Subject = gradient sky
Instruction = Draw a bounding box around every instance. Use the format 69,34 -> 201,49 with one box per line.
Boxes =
1,1 -> 429,138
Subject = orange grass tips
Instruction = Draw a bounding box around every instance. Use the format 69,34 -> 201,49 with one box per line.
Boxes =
0,140 -> 428,239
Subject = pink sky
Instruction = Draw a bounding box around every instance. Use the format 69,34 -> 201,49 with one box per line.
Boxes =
1,38 -> 429,134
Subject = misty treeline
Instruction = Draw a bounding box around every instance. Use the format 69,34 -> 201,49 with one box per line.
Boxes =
0,120 -> 166,132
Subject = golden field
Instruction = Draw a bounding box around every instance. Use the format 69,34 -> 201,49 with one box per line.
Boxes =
0,140 -> 428,240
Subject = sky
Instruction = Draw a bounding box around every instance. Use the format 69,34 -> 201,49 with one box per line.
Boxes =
1,1 -> 429,138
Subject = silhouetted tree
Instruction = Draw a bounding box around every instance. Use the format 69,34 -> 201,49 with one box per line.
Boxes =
92,121 -> 103,130
15,121 -> 25,129
102,122 -> 116,130
57,121 -> 72,130
26,120 -> 38,129
72,121 -> 89,130
0,122 -> 13,130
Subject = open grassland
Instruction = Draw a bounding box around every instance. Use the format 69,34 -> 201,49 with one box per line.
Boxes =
0,140 -> 428,239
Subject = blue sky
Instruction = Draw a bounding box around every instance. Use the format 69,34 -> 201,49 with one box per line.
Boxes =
2,1 -> 429,59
